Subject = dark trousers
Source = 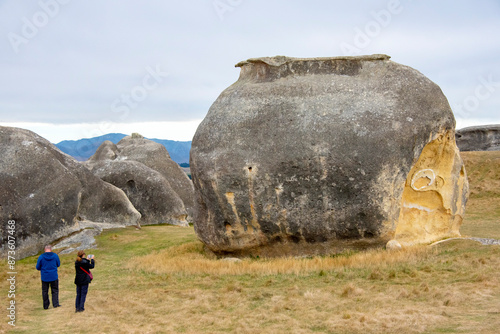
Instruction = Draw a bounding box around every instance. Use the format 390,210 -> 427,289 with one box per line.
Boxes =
75,284 -> 89,311
41,279 -> 59,309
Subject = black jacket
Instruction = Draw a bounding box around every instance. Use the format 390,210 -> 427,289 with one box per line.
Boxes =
74,258 -> 95,285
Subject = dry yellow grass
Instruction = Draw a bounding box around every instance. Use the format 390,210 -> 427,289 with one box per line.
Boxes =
460,151 -> 500,198
460,151 -> 500,239
131,241 -> 433,276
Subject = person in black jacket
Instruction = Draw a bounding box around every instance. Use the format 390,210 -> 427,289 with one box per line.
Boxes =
74,250 -> 95,313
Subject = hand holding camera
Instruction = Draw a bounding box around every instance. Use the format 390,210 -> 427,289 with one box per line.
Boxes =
87,254 -> 95,260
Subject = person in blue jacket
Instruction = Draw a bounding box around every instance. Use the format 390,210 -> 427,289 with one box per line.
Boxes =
36,245 -> 61,309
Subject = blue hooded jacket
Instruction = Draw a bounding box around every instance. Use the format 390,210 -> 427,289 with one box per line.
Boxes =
36,252 -> 60,282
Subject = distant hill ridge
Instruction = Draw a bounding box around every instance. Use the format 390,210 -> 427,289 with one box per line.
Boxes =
55,133 -> 191,164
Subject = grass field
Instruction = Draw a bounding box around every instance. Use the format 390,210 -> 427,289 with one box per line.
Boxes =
1,151 -> 499,334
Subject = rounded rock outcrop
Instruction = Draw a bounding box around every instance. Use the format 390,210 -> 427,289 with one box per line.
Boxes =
0,126 -> 141,259
85,135 -> 195,219
455,124 -> 500,151
86,140 -> 120,163
190,55 -> 469,257
116,136 -> 195,217
91,160 -> 189,226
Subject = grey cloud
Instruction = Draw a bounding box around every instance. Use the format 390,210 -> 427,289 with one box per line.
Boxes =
0,0 -> 499,127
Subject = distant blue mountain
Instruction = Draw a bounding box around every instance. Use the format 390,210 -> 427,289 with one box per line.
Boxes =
55,133 -> 191,164
55,133 -> 126,161
146,137 -> 192,164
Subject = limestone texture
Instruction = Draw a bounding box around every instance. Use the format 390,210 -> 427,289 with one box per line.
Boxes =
0,126 -> 141,259
455,124 -> 500,151
91,160 -> 189,226
190,55 -> 469,256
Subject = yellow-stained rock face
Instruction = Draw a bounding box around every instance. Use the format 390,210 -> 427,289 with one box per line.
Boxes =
395,130 -> 469,245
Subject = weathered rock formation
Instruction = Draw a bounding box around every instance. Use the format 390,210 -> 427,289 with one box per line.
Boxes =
117,135 -> 195,215
455,124 -> 500,151
86,134 -> 195,218
91,160 -> 188,226
190,55 -> 469,257
0,126 -> 141,259
88,139 -> 120,161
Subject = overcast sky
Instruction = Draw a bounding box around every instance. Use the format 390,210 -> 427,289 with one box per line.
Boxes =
1,0 -> 499,142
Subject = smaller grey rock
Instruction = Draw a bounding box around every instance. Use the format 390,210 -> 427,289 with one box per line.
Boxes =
468,237 -> 500,245
85,140 -> 120,167
117,136 -> 195,216
386,240 -> 402,250
456,125 -> 500,151
87,135 -> 195,218
91,160 -> 189,226
53,220 -> 130,254
221,257 -> 242,263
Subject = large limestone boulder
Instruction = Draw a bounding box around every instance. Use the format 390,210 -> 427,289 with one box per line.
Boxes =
456,124 -> 500,151
91,160 -> 189,226
190,55 -> 469,257
86,135 -> 195,218
0,126 -> 141,259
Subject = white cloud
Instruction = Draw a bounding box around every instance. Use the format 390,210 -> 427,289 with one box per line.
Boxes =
455,118 -> 500,131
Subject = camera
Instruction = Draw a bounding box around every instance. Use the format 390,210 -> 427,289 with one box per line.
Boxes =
87,254 -> 94,259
